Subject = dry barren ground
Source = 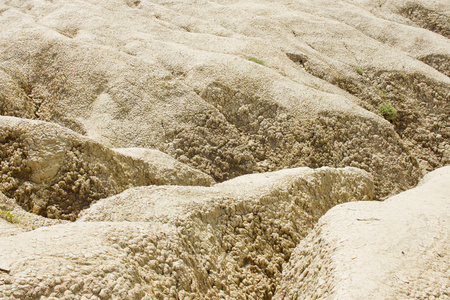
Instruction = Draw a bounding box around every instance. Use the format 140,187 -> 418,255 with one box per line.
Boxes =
0,0 -> 449,299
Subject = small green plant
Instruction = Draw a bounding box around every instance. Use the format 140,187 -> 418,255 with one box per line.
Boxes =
354,66 -> 364,75
246,56 -> 265,66
0,210 -> 20,224
379,103 -> 397,121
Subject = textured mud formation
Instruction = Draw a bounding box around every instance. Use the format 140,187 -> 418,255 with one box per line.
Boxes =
0,125 -> 147,221
419,54 -> 450,77
0,61 -> 422,199
167,81 -> 419,197
0,117 -> 213,221
113,148 -> 215,187
1,0 -> 443,201
400,3 -> 450,39
275,167 -> 450,299
0,0 -> 449,298
0,42 -> 106,135
0,191 -> 68,233
288,53 -> 450,175
273,220 -> 335,299
1,57 -> 422,199
0,167 -> 373,299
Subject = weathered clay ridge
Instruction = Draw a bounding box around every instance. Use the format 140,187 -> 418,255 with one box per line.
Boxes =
1,167 -> 373,299
0,0 -> 449,299
0,117 -> 213,220
400,3 -> 450,39
275,167 -> 450,299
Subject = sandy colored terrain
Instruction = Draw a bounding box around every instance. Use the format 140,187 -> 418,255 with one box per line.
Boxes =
0,0 -> 449,298
1,0 -> 448,198
1,167 -> 373,299
275,166 -> 450,299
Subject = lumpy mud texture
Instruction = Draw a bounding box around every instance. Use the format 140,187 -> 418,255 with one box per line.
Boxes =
274,167 -> 450,299
1,63 -> 424,199
0,119 -> 210,221
0,126 -> 143,221
0,70 -> 36,120
288,53 -> 449,176
0,167 -> 374,299
419,54 -> 450,77
400,3 -> 450,39
0,116 -> 216,221
1,0 -> 446,203
273,222 -> 336,299
167,82 -> 419,198
0,129 -> 32,210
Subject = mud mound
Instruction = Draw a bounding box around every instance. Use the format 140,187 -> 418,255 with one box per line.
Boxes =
0,117 -> 213,221
294,63 -> 450,173
113,148 -> 214,187
400,3 -> 450,39
3,0 -> 449,198
0,191 -> 68,233
0,0 -> 449,298
275,166 -> 450,299
0,167 -> 372,299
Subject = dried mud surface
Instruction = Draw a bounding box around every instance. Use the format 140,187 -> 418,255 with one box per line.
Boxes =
290,53 -> 450,174
0,117 -> 213,221
275,167 -> 450,299
0,167 -> 373,299
0,0 -> 449,299
400,3 -> 450,39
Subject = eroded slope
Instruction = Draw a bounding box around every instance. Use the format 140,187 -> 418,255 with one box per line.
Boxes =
0,117 -> 213,220
275,166 -> 450,299
0,167 -> 373,299
2,0 -> 449,197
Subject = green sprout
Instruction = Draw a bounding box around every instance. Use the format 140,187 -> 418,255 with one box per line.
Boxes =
0,210 -> 20,224
246,56 -> 265,66
379,103 -> 397,121
376,85 -> 388,98
354,66 -> 364,75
